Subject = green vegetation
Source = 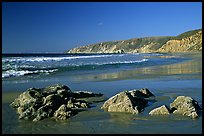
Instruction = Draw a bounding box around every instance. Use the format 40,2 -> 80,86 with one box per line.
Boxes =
173,29 -> 202,40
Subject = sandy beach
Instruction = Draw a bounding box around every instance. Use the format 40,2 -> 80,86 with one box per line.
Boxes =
2,52 -> 202,134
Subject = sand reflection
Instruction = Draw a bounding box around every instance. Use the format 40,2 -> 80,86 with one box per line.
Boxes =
73,57 -> 202,82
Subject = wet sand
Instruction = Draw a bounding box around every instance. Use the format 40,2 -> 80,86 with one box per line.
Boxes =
2,52 -> 202,134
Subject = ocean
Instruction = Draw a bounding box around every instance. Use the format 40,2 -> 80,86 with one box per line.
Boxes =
2,52 -> 202,134
2,53 -> 190,80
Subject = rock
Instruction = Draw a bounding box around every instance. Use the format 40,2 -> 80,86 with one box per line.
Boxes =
67,98 -> 89,109
129,88 -> 155,98
18,106 -> 36,120
115,49 -> 125,54
54,104 -> 72,120
72,91 -> 103,99
10,89 -> 44,113
33,104 -> 53,121
170,96 -> 202,119
57,89 -> 73,99
42,84 -> 71,96
43,94 -> 64,108
101,91 -> 148,114
10,84 -> 104,121
149,105 -> 170,115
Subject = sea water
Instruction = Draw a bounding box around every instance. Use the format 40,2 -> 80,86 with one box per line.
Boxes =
2,53 -> 202,134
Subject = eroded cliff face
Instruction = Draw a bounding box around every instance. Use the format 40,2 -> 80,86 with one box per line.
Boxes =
67,29 -> 202,53
157,31 -> 202,53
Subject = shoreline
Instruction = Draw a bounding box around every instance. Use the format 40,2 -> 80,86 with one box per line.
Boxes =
2,52 -> 202,134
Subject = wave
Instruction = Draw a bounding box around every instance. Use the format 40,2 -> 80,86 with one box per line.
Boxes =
2,58 -> 148,79
2,69 -> 58,78
95,59 -> 148,65
2,54 -> 125,63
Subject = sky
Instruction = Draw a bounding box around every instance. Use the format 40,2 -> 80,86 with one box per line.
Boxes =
2,2 -> 202,53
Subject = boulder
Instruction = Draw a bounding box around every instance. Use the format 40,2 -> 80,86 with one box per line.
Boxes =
149,105 -> 170,115
10,84 -> 104,121
170,96 -> 202,119
101,91 -> 149,114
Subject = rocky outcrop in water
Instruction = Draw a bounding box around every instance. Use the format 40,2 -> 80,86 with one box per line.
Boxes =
10,85 -> 202,121
170,96 -> 202,119
67,29 -> 202,53
149,96 -> 202,119
10,84 -> 105,121
101,88 -> 154,114
101,88 -> 202,119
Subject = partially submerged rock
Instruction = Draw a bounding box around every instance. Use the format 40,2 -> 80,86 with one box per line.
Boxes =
11,85 -> 202,121
170,96 -> 202,119
149,105 -> 170,115
101,88 -> 154,114
149,96 -> 202,119
10,84 -> 104,121
72,91 -> 103,99
129,88 -> 155,98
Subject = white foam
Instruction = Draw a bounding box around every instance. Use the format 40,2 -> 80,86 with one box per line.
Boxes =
2,69 -> 58,78
95,58 -> 148,65
2,54 -> 119,63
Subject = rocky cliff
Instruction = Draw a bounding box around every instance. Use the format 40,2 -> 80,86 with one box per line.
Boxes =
67,29 -> 202,53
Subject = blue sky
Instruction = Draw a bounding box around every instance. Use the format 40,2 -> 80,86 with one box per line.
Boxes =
2,2 -> 202,53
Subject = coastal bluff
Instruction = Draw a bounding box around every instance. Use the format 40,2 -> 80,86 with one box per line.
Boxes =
67,29 -> 202,54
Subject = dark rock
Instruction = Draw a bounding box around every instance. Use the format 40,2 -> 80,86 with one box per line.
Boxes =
43,94 -> 64,108
33,104 -> 53,121
72,91 -> 103,99
57,89 -> 73,100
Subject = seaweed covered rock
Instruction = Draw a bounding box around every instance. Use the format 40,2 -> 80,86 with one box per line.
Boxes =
10,84 -> 104,121
170,96 -> 202,119
101,88 -> 154,114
